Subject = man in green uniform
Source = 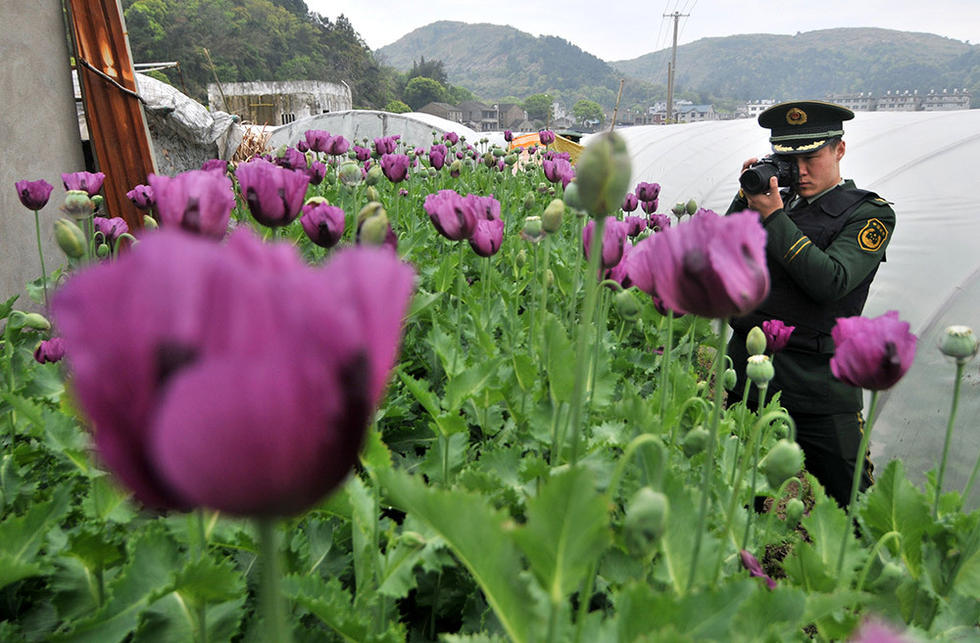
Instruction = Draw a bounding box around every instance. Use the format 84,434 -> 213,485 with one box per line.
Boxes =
726,100 -> 895,507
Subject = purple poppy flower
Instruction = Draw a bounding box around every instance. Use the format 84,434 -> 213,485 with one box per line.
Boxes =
623,215 -> 647,237
354,145 -> 371,162
849,618 -> 913,643
62,171 -> 106,197
34,337 -> 65,364
762,319 -> 795,354
304,129 -> 331,153
504,130 -> 513,142
327,135 -> 350,157
94,216 -> 129,244
443,131 -> 459,145
606,239 -> 633,287
306,161 -> 327,185
622,192 -> 639,213
200,159 -> 229,174
300,200 -> 345,249
626,209 -> 769,318
640,198 -> 660,215
380,154 -> 411,183
635,181 -> 661,203
538,130 -> 556,145
424,189 -> 478,241
739,550 -> 777,590
148,170 -> 235,239
235,158 -> 310,228
469,217 -> 504,257
51,228 -> 415,515
429,144 -> 448,170
127,184 -> 155,210
582,217 -> 628,270
830,311 -> 917,391
373,136 -> 398,156
277,147 -> 308,171
15,179 -> 54,211
648,213 -> 671,232
543,158 -> 575,188
296,140 -> 310,153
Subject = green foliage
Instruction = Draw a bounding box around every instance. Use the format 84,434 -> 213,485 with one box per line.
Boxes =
522,93 -> 552,122
403,76 -> 447,110
572,99 -> 605,126
384,99 -> 411,114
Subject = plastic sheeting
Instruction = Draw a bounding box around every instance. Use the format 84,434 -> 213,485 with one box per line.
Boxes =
601,110 -> 980,507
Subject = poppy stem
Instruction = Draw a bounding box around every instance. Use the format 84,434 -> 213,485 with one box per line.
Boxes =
257,518 -> 291,643
32,210 -> 49,309
836,390 -> 879,579
662,311 -> 675,444
934,361 -> 965,518
687,318 -> 729,592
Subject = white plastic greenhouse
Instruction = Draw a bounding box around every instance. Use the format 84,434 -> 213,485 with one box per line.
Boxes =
603,109 -> 980,508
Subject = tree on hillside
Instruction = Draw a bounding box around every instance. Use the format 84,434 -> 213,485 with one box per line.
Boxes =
403,76 -> 446,110
409,57 -> 448,86
385,99 -> 411,113
572,99 -> 605,126
523,93 -> 552,122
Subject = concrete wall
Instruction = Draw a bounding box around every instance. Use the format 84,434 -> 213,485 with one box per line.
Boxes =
208,80 -> 352,125
1,0 -> 86,308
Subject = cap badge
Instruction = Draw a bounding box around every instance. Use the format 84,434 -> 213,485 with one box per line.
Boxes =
786,108 -> 808,126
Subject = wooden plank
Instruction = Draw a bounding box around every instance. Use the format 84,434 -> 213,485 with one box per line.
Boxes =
67,0 -> 156,232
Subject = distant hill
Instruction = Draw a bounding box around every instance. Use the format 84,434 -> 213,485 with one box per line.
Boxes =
611,28 -> 978,104
379,23 -> 979,108
375,21 -> 661,108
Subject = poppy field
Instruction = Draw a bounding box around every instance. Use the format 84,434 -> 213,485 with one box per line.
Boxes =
4,130 -> 980,642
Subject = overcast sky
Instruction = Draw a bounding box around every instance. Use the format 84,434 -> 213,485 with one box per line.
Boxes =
306,0 -> 979,61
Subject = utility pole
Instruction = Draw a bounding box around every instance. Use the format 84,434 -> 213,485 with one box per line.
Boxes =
663,11 -> 688,124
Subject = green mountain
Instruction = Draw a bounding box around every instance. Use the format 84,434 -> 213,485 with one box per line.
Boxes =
375,21 -> 662,108
611,28 -> 978,104
378,23 -> 979,108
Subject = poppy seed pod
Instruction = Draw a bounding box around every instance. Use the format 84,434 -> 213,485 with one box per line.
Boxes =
521,216 -> 545,243
939,325 -> 979,364
542,199 -> 564,233
682,426 -> 710,457
574,131 -> 632,217
760,439 -> 804,490
338,161 -> 363,186
62,190 -> 95,219
365,165 -> 383,186
746,326 -> 767,356
746,354 -> 775,387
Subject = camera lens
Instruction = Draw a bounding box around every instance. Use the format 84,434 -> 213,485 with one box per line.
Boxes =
739,163 -> 778,195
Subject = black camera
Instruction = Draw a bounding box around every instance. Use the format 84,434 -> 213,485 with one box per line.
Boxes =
739,155 -> 799,195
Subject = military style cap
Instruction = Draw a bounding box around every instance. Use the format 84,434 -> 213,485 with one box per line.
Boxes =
759,100 -> 854,154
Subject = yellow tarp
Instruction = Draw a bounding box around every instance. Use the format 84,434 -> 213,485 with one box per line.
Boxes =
508,132 -> 584,164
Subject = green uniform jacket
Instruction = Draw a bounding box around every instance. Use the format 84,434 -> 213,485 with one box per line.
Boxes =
726,180 -> 896,414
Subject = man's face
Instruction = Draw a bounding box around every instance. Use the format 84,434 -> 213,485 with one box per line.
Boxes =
793,140 -> 845,198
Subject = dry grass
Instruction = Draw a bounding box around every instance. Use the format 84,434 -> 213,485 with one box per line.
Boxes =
233,125 -> 273,163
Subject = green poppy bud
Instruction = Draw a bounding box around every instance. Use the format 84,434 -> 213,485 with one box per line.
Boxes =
305,196 -> 329,207
62,190 -> 94,219
357,201 -> 386,227
685,198 -> 698,215
365,165 -> 383,186
723,368 -> 737,391
542,199 -> 564,233
575,131 -> 632,217
545,269 -> 554,288
682,426 -> 710,457
338,161 -> 362,186
515,248 -> 527,268
671,201 -> 686,216
449,160 -> 462,177
622,487 -> 669,555
365,186 -> 381,203
54,218 -> 87,259
492,147 -> 505,158
563,181 -> 581,210
143,215 -> 159,230
746,326 -> 767,356
874,561 -> 904,592
399,531 -> 426,548
505,153 -> 518,166
939,325 -> 979,364
324,169 -> 337,185
523,192 -> 536,211
96,243 -> 110,258
785,498 -> 805,526
91,194 -> 104,212
760,439 -> 803,490
427,167 -> 438,178
615,289 -> 641,321
22,312 -> 51,331
746,354 -> 774,387
537,181 -> 550,194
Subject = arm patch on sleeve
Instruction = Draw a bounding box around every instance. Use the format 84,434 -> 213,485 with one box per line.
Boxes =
858,218 -> 888,251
